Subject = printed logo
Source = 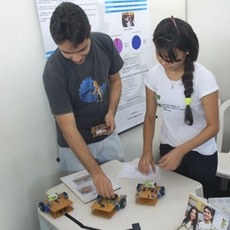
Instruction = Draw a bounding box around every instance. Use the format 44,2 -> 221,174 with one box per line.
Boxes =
79,77 -> 106,103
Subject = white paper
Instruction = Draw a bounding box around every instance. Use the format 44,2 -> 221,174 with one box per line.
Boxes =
117,164 -> 158,180
61,170 -> 120,203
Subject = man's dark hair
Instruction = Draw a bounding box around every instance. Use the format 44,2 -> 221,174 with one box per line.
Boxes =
50,2 -> 90,46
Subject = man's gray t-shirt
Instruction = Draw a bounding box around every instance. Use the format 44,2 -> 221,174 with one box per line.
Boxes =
43,32 -> 124,146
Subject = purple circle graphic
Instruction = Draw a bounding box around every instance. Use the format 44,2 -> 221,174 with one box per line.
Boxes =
113,38 -> 123,53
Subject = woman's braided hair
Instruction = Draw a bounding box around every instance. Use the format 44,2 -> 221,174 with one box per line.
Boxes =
153,17 -> 199,125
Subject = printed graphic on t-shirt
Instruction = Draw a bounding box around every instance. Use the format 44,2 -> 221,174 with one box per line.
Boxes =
161,103 -> 184,112
91,123 -> 109,138
79,77 -> 106,103
155,93 -> 184,112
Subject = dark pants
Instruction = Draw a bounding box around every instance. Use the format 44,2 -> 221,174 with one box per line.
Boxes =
160,144 -> 218,198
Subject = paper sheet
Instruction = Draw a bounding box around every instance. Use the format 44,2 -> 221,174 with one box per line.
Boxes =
117,164 -> 158,180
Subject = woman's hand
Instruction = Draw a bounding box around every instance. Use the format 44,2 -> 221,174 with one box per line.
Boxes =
138,153 -> 155,174
158,148 -> 184,170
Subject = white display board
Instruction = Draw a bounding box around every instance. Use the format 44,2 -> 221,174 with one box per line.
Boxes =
36,0 -> 154,133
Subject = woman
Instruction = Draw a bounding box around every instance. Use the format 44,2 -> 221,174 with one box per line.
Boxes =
181,206 -> 199,230
138,16 -> 219,198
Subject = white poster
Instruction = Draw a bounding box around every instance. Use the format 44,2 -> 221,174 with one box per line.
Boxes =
36,0 -> 154,133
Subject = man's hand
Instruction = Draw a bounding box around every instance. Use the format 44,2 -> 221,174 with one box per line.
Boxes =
106,72 -> 122,135
92,170 -> 115,198
104,112 -> 115,134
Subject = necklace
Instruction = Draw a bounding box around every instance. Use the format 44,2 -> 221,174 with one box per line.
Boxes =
170,80 -> 178,89
166,70 -> 183,89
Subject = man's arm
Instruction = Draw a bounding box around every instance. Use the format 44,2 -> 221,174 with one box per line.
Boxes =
104,72 -> 122,133
55,113 -> 115,198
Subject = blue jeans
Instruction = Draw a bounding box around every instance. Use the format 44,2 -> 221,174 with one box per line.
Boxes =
59,130 -> 124,173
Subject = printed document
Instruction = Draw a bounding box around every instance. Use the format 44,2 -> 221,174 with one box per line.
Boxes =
61,170 -> 120,203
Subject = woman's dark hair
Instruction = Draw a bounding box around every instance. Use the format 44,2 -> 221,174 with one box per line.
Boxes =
153,17 -> 199,125
183,206 -> 199,230
50,2 -> 90,46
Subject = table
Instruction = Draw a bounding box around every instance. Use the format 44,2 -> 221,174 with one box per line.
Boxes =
38,159 -> 203,230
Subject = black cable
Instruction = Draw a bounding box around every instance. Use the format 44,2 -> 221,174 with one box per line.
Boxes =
65,213 -> 141,230
64,213 -> 101,230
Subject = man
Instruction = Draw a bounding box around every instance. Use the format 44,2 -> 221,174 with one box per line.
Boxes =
199,206 -> 216,230
43,2 -> 124,198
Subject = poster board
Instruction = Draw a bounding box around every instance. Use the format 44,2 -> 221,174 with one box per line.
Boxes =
35,0 -> 154,133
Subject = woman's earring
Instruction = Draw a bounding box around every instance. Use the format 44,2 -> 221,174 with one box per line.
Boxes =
186,52 -> 190,55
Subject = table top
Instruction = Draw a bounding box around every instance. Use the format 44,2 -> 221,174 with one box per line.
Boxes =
38,159 -> 203,230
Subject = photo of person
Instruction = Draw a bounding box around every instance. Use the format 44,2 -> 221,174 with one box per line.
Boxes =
180,206 -> 199,230
122,12 -> 135,27
199,206 -> 216,230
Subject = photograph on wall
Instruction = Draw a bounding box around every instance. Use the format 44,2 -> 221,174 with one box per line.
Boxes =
177,193 -> 229,230
122,12 -> 135,27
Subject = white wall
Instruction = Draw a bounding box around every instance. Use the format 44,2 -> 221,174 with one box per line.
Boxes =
187,0 -> 230,151
0,1 -> 185,230
187,0 -> 230,102
0,1 -> 64,230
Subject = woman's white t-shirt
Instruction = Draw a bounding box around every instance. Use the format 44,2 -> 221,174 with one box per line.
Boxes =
145,62 -> 219,155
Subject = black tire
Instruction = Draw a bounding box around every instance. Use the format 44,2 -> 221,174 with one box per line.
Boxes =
136,183 -> 142,192
96,195 -> 102,202
119,198 -> 127,209
158,186 -> 166,198
39,202 -> 46,212
62,192 -> 68,199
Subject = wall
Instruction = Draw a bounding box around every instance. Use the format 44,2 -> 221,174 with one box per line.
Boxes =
187,0 -> 230,151
187,0 -> 230,102
0,1 -> 64,229
0,1 -> 185,230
